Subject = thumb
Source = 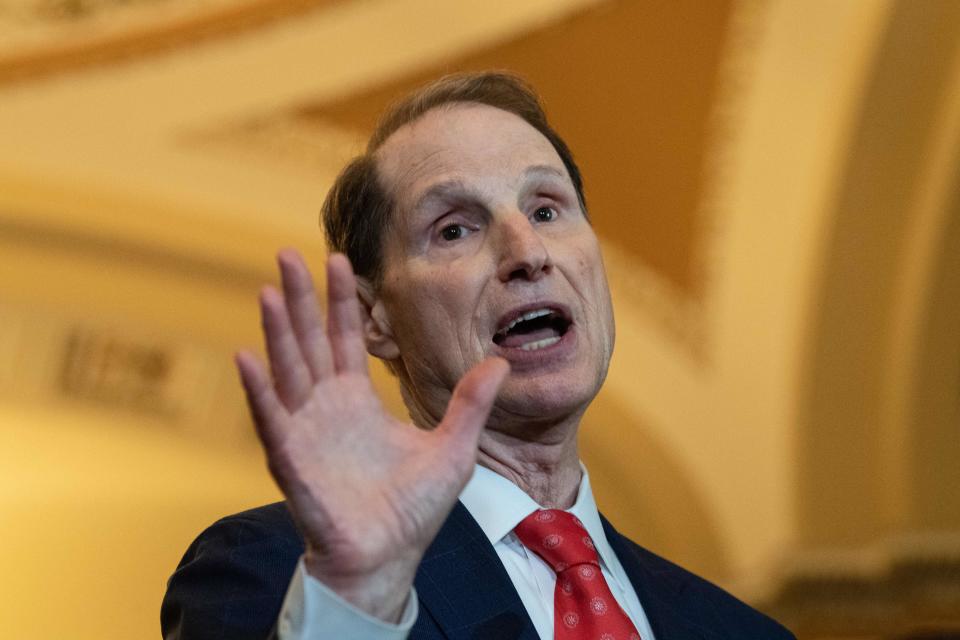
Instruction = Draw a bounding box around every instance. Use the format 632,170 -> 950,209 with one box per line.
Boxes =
437,357 -> 510,451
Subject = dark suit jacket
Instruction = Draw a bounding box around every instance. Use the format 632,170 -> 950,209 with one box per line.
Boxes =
162,501 -> 794,639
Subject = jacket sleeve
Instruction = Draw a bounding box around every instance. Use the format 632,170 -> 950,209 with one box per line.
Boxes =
161,503 -> 303,640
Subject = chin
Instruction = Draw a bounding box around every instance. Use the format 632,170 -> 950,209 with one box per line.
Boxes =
498,374 -> 600,422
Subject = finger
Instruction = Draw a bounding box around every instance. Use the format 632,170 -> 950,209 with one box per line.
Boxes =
437,357 -> 510,452
235,350 -> 290,451
325,253 -> 369,375
278,249 -> 333,380
260,286 -> 314,409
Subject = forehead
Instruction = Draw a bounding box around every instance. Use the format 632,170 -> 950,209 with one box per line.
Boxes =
373,102 -> 567,212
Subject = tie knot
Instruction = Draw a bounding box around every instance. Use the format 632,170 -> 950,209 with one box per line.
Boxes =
514,509 -> 599,573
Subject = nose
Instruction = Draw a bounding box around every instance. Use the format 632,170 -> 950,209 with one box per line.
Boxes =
495,213 -> 552,282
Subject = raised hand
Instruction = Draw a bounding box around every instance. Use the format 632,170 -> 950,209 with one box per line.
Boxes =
235,249 -> 508,622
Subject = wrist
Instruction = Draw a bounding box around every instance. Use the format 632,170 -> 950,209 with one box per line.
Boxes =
303,547 -> 418,623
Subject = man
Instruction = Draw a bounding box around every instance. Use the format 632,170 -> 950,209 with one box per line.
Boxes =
162,72 -> 794,640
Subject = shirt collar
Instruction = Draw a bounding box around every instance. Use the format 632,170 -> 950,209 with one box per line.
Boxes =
459,463 -> 622,575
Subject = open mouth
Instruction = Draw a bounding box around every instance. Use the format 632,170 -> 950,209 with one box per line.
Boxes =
492,307 -> 572,351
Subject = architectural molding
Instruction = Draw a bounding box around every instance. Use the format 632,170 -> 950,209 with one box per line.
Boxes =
179,108 -> 365,182
0,299 -> 252,446
765,532 -> 960,638
0,0 -> 339,86
0,213 -> 271,289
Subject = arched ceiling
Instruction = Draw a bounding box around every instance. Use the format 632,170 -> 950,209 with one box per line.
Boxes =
0,0 -> 731,303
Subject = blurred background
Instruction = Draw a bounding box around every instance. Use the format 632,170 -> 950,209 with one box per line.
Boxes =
1,0 -> 958,638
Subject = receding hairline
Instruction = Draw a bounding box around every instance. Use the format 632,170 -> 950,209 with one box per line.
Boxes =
370,101 -> 575,211
370,99 -> 531,150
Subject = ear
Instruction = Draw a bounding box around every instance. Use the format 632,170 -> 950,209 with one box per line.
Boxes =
355,277 -> 400,361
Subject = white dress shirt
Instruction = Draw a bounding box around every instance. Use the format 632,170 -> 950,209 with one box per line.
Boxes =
277,464 -> 655,640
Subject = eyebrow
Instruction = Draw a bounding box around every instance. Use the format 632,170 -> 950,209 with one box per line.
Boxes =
410,164 -> 569,214
409,180 -> 474,216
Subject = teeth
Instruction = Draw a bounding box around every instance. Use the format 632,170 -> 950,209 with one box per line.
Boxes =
520,336 -> 562,351
502,308 -> 554,334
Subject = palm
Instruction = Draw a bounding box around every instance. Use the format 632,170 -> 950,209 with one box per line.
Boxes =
275,373 -> 466,575
236,250 -> 507,591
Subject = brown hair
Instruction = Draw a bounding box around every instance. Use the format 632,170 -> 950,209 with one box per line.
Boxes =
321,71 -> 587,285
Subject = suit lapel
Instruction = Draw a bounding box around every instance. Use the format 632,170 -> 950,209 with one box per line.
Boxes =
413,505 -> 723,639
414,502 -> 539,640
601,515 -> 721,640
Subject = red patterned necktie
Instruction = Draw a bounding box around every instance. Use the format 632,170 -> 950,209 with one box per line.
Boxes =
515,509 -> 642,640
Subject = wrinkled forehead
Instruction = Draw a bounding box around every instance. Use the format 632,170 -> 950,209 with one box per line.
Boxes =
372,102 -> 569,217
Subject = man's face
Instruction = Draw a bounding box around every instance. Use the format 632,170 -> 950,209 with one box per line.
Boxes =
371,103 -> 615,426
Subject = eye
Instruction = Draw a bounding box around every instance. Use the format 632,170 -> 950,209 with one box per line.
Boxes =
439,223 -> 467,242
533,206 -> 556,222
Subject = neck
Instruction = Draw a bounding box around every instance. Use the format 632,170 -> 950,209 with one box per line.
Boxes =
476,417 -> 582,509
396,369 -> 587,507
